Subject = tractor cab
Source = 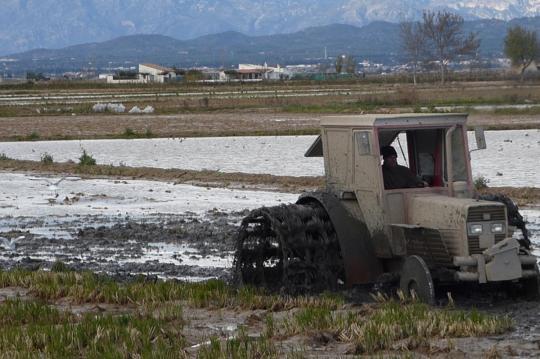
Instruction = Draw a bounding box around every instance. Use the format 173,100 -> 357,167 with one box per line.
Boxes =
306,113 -> 477,197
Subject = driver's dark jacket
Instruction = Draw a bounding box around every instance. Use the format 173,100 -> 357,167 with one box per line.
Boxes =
382,163 -> 423,189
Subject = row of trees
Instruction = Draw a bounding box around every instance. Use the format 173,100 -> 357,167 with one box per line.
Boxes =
401,10 -> 540,84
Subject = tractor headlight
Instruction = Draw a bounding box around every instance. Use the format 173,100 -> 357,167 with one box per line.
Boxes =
468,224 -> 483,235
491,223 -> 504,233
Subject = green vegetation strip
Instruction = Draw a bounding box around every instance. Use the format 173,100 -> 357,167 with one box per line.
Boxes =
0,269 -> 513,357
0,269 -> 342,310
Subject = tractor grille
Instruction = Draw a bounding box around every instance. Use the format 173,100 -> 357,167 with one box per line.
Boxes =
468,234 -> 506,255
467,206 -> 505,222
467,205 -> 507,255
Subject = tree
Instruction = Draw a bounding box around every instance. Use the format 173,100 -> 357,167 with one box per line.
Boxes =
185,69 -> 203,82
335,55 -> 344,73
400,21 -> 426,85
421,10 -> 480,84
344,55 -> 356,74
504,26 -> 539,81
335,54 -> 356,74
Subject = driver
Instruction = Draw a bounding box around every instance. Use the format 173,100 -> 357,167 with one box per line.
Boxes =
381,145 -> 426,190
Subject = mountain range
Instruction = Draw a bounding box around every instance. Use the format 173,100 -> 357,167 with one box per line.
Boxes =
3,17 -> 540,74
2,0 -> 540,55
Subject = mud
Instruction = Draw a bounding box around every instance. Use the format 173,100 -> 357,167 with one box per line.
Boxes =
0,210 -> 247,281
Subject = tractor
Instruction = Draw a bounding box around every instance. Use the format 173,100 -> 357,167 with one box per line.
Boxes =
234,113 -> 537,303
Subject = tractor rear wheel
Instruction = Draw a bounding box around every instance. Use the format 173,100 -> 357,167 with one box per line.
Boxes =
234,203 -> 344,294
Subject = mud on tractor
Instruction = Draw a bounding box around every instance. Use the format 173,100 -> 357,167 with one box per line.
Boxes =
234,114 -> 537,303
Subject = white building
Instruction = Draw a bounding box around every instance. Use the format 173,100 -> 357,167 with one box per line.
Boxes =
105,75 -> 146,84
104,63 -> 178,84
236,63 -> 291,81
139,63 -> 177,83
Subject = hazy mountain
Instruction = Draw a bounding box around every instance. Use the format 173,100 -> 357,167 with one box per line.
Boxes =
4,17 -> 540,74
1,0 -> 540,55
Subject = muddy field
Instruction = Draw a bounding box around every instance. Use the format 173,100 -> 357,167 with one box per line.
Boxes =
0,93 -> 539,355
1,196 -> 540,357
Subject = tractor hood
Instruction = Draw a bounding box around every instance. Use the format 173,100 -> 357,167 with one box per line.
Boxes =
407,194 -> 507,256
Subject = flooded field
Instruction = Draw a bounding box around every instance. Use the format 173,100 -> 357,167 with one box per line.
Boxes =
0,172 -> 296,279
0,129 -> 537,187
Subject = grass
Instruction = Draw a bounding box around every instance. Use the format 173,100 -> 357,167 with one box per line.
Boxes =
0,270 -> 342,310
121,127 -> 155,139
344,299 -> 512,353
0,299 -> 186,358
0,269 -> 515,357
0,299 -> 70,326
278,297 -> 512,354
197,328 -> 278,359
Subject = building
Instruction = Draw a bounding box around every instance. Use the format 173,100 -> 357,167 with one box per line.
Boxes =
138,63 -> 177,83
228,63 -> 291,82
236,64 -> 268,81
104,63 -> 179,84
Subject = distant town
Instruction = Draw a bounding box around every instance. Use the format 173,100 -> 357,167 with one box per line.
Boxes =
0,57 -> 528,84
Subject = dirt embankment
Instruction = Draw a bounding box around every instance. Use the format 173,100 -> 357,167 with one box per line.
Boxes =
0,158 -> 325,193
0,112 -> 321,141
0,111 -> 538,141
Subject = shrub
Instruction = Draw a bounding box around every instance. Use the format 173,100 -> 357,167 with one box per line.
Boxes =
0,153 -> 11,161
474,175 -> 490,190
40,152 -> 54,164
123,127 -> 136,138
78,150 -> 96,166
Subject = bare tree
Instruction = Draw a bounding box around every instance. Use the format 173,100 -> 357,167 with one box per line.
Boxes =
421,10 -> 480,84
400,21 -> 426,85
504,25 -> 539,81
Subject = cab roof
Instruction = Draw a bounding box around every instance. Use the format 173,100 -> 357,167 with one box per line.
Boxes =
305,113 -> 469,157
320,113 -> 468,128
